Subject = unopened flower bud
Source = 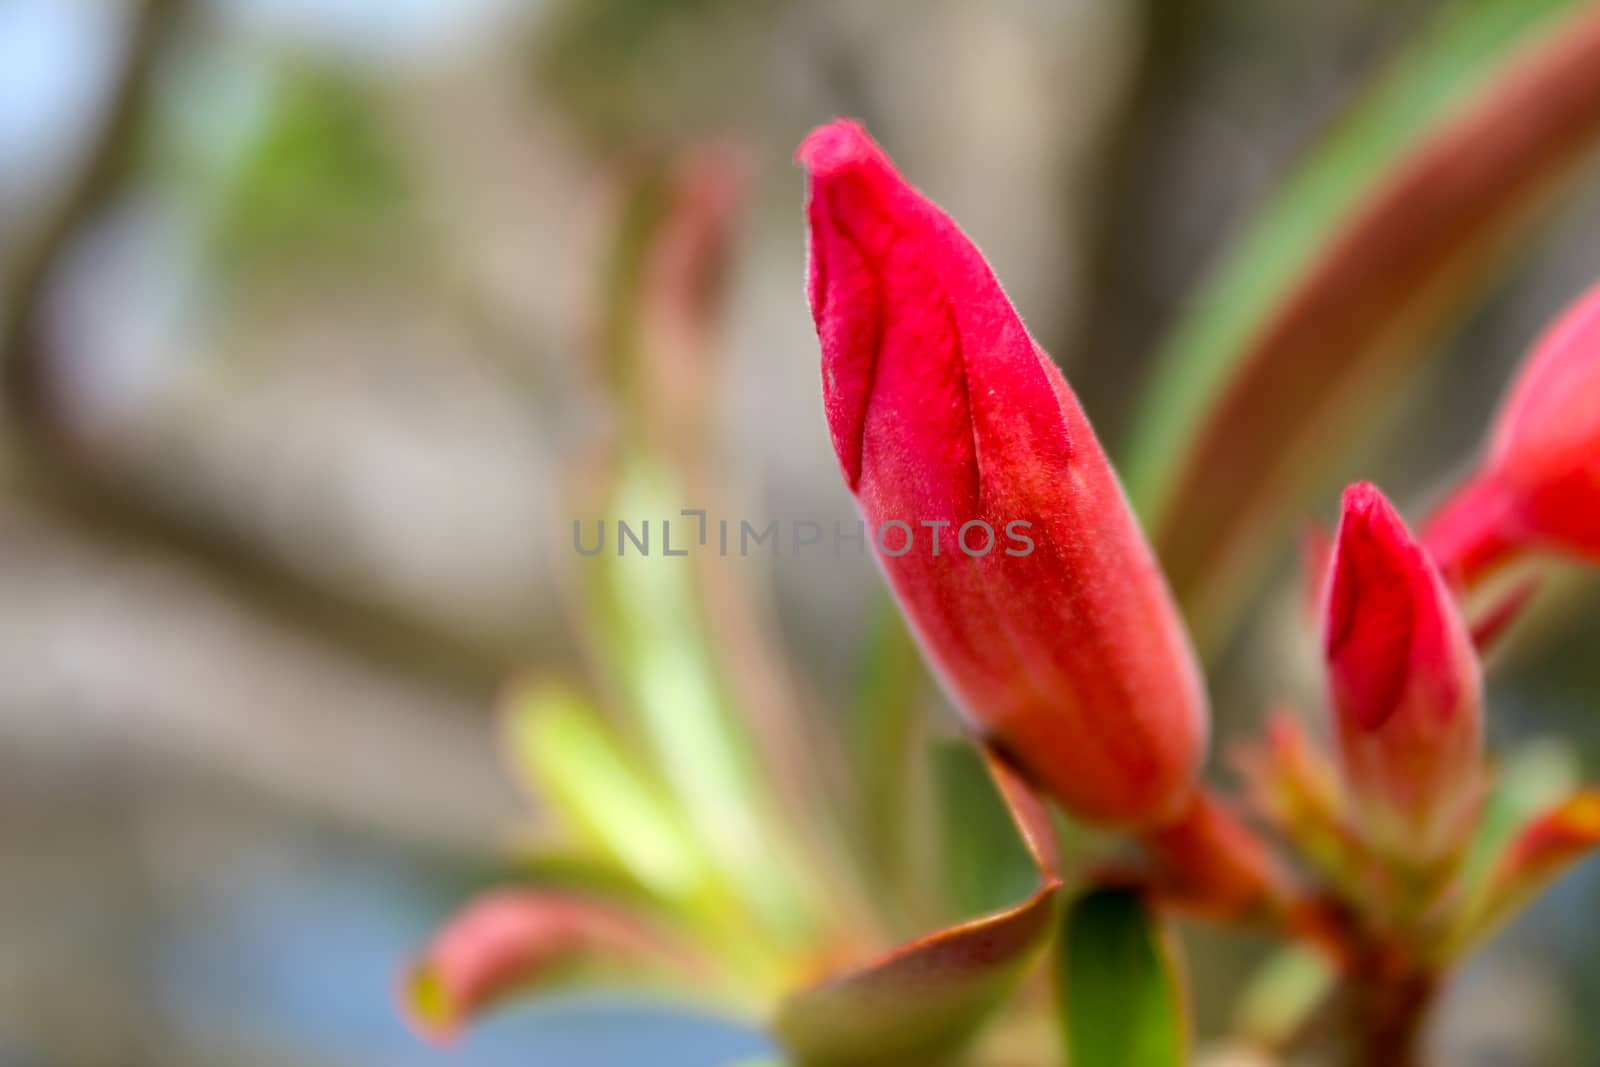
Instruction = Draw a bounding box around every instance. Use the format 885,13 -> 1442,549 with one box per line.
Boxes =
799,119 -> 1207,826
1325,483 -> 1484,861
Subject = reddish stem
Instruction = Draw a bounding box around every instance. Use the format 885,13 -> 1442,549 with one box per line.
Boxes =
1345,959 -> 1438,1067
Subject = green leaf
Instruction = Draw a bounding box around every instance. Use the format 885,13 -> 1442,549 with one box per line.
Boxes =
593,459 -> 815,943
596,163 -> 676,399
1057,888 -> 1187,1067
513,849 -> 674,906
854,607 -> 923,861
1452,786 -> 1600,950
502,681 -> 710,902
1122,0 -> 1600,643
503,682 -> 803,995
1233,945 -> 1334,1050
934,740 -> 1040,920
773,750 -> 1061,1067
210,68 -> 414,277
852,603 -> 937,932
1460,737 -> 1579,893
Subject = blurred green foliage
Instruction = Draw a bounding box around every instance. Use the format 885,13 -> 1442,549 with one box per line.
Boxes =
537,0 -> 774,144
933,741 -> 1039,921
211,69 -> 415,277
1058,889 -> 1185,1067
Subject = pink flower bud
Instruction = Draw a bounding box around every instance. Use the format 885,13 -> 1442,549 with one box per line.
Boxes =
797,119 -> 1207,827
1324,483 -> 1484,860
1425,280 -> 1600,584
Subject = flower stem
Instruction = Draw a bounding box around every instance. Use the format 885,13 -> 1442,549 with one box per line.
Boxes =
1344,958 -> 1438,1067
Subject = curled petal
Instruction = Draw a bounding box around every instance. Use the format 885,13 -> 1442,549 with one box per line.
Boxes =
403,891 -> 694,1042
1459,790 -> 1600,946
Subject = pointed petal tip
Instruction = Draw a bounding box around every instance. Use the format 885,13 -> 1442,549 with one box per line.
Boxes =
1326,482 -> 1417,729
1339,481 -> 1400,532
795,118 -> 882,177
1330,482 -> 1413,584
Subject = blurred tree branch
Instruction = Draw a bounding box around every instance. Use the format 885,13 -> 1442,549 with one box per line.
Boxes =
0,0 -> 514,703
0,0 -> 173,375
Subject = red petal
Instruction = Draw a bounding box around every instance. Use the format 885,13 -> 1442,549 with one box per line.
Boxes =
1326,484 -> 1421,731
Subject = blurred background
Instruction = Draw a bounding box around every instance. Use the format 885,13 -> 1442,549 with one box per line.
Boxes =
3,0 -> 1600,1064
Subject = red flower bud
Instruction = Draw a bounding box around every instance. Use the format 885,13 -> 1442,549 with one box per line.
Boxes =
797,119 -> 1207,827
1425,279 -> 1600,584
1324,483 -> 1483,860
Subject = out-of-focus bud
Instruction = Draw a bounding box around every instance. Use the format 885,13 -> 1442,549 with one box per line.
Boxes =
1324,483 -> 1484,862
1234,712 -> 1376,895
797,118 -> 1207,827
635,145 -> 750,448
1425,280 -> 1600,585
1142,789 -> 1290,920
1234,712 -> 1342,843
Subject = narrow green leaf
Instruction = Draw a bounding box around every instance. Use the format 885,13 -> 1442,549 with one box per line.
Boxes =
502,682 -> 709,902
1452,785 -> 1600,950
774,750 -> 1061,1067
934,740 -> 1039,920
1460,737 -> 1579,893
853,604 -> 926,901
501,683 -> 799,994
1122,0 -> 1600,643
1233,945 -> 1335,1050
595,458 -> 815,942
514,849 -> 672,905
1057,888 -> 1187,1067
597,163 -> 676,400
847,603 -> 945,937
